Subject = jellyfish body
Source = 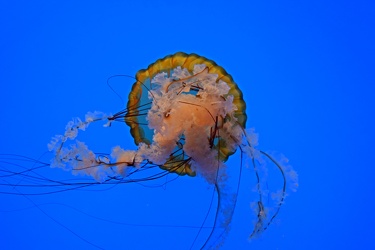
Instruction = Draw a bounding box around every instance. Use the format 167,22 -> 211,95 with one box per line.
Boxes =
1,52 -> 297,249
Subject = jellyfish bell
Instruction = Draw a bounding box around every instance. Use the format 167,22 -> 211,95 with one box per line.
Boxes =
0,52 -> 297,249
126,53 -> 246,179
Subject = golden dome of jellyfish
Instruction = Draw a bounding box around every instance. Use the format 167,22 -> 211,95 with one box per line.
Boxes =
5,52 -> 298,249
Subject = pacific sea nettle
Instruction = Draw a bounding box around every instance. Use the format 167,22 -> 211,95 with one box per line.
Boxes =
43,52 -> 297,248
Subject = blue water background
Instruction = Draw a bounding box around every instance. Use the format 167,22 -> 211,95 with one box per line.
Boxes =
1,1 -> 374,249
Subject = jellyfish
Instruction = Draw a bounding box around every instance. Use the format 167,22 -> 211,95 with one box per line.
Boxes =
0,52 -> 297,249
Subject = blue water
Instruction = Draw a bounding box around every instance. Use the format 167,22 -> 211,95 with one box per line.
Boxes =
1,1 -> 374,249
